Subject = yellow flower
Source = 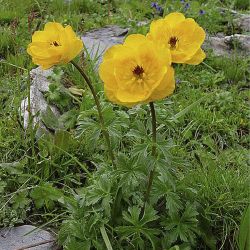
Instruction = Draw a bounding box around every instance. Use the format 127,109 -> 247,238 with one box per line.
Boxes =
27,22 -> 83,69
99,34 -> 175,107
147,12 -> 206,65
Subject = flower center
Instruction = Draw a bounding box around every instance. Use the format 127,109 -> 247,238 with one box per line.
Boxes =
133,65 -> 144,78
168,36 -> 178,49
51,41 -> 60,47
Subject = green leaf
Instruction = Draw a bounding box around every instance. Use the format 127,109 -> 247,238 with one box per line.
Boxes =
170,95 -> 207,121
41,106 -> 60,130
116,206 -> 160,250
140,205 -> 159,226
54,130 -> 72,152
12,192 -> 30,209
100,225 -> 113,250
0,161 -> 23,174
68,87 -> 85,96
30,183 -> 64,209
238,205 -> 250,250
162,203 -> 199,246
59,109 -> 78,129
198,215 -> 217,250
0,181 -> 7,193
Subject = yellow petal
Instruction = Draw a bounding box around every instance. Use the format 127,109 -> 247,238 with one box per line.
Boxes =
44,22 -> 64,32
164,12 -> 185,27
171,50 -> 190,64
102,44 -> 123,61
104,86 -> 119,104
147,18 -> 172,45
99,60 -> 118,91
155,45 -> 172,66
124,34 -> 147,47
116,87 -> 147,104
67,39 -> 83,61
60,30 -> 83,63
147,66 -> 175,102
175,18 -> 205,48
185,48 -> 206,65
32,31 -> 54,43
64,25 -> 78,40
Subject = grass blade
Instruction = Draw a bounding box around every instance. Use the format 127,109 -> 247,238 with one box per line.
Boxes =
100,225 -> 113,250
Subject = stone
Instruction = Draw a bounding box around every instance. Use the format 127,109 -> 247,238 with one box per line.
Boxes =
234,14 -> 250,33
218,7 -> 238,16
82,25 -> 128,66
225,34 -> 250,52
20,67 -> 60,131
0,225 -> 57,250
205,34 -> 250,56
205,35 -> 230,56
136,20 -> 149,26
217,9 -> 250,32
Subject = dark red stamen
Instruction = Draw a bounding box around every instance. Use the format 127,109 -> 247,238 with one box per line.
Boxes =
169,37 -> 178,49
52,41 -> 60,46
133,65 -> 144,77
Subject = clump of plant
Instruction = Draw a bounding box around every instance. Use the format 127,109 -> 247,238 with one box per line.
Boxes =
24,10 -> 248,250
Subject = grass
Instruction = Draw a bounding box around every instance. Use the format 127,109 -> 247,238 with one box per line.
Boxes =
0,0 -> 249,249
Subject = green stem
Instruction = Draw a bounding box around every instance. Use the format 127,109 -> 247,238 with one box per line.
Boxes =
144,102 -> 157,204
27,70 -> 36,165
70,60 -> 115,166
201,62 -> 217,73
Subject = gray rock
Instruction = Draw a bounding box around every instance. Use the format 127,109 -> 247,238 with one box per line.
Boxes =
205,34 -> 250,56
218,7 -> 238,16
82,25 -> 128,67
234,14 -> 250,33
20,67 -> 60,131
218,9 -> 250,32
136,20 -> 149,27
205,36 -> 230,56
225,34 -> 250,52
0,225 -> 56,250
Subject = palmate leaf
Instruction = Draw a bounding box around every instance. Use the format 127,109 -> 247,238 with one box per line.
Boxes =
116,206 -> 160,250
165,192 -> 183,216
41,106 -> 61,130
30,183 -> 64,209
131,143 -> 150,158
153,165 -> 182,216
76,117 -> 100,137
54,129 -> 72,152
85,174 -> 113,217
167,243 -> 192,250
140,205 -> 159,226
59,214 -> 106,250
76,116 -> 102,150
162,203 -> 199,246
117,162 -> 146,196
66,239 -> 90,250
59,109 -> 78,129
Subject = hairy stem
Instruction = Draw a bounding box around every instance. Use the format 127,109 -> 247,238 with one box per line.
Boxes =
71,60 -> 115,166
144,102 -> 157,205
27,70 -> 36,165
